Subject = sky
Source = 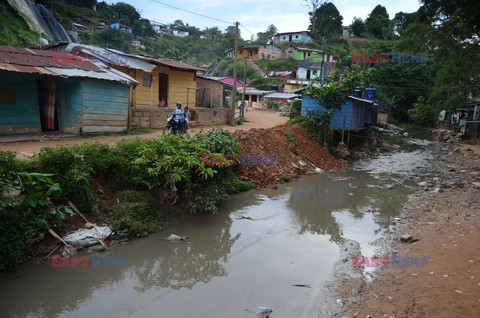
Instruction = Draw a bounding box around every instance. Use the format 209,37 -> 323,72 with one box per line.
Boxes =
113,0 -> 422,39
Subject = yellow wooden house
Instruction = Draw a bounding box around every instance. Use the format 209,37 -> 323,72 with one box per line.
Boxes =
47,43 -> 203,108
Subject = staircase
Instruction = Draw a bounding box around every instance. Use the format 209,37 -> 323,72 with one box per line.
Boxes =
247,59 -> 265,78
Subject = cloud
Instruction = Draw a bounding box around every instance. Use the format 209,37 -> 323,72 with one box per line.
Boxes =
118,0 -> 420,36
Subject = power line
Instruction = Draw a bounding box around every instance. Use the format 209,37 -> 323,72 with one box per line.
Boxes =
147,0 -> 234,25
239,23 -> 255,37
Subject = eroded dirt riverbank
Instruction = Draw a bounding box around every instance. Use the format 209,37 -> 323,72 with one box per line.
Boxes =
343,144 -> 480,318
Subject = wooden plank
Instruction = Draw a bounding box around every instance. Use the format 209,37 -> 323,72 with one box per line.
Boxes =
82,125 -> 126,133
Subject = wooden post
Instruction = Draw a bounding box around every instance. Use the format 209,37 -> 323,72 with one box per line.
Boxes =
341,117 -> 346,143
230,21 -> 239,125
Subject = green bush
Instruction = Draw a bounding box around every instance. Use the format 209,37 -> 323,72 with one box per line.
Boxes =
267,100 -> 282,109
107,190 -> 160,237
291,99 -> 302,112
281,174 -> 292,182
226,179 -> 255,194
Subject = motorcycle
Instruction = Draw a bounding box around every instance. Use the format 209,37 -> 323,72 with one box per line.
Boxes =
163,113 -> 186,135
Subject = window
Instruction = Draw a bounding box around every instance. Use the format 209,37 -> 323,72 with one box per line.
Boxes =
295,35 -> 299,38
0,89 -> 16,104
282,36 -> 286,40
312,70 -> 317,75
143,73 -> 152,87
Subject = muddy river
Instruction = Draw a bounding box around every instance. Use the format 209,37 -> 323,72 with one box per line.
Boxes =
0,134 -> 440,318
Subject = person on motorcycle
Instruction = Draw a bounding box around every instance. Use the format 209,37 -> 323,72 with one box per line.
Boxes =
174,101 -> 185,132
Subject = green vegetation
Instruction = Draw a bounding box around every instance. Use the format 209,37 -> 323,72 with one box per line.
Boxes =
226,179 -> 255,194
382,135 -> 404,145
281,174 -> 292,182
0,129 -> 247,270
107,190 -> 161,237
0,0 -> 40,47
283,130 -> 298,153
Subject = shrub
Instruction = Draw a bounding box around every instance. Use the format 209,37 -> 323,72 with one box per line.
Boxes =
281,174 -> 292,182
291,99 -> 302,112
106,190 -> 161,237
226,179 -> 255,194
267,100 -> 282,109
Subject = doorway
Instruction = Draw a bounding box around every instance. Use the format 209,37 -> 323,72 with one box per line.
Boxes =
159,73 -> 168,107
37,79 -> 59,132
289,34 -> 292,42
306,70 -> 311,80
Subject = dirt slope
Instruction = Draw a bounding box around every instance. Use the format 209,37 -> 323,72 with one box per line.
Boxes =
233,124 -> 346,187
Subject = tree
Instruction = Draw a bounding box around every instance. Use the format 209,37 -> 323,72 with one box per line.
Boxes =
392,11 -> 416,35
421,0 -> 480,40
132,19 -> 155,37
350,17 -> 365,37
303,0 -> 326,35
111,2 -> 140,27
309,2 -> 343,42
203,27 -> 222,40
65,0 -> 97,10
171,20 -> 187,31
255,24 -> 277,45
365,5 -> 391,39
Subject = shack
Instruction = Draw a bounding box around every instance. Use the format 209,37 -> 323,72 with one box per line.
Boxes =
301,95 -> 374,130
47,43 -> 203,108
0,45 -> 137,135
196,76 -> 232,108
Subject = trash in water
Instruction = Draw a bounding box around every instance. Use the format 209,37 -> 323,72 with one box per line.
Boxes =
336,298 -> 343,307
291,284 -> 311,288
163,234 -> 189,241
235,216 -> 254,221
257,307 -> 272,317
63,226 -> 112,248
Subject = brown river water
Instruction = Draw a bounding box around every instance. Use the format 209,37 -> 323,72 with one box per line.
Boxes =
0,134 -> 441,318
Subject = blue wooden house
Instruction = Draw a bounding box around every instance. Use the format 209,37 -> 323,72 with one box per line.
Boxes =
0,45 -> 137,135
301,95 -> 374,131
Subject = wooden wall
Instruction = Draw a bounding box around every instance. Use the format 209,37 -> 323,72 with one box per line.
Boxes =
114,65 -> 197,108
80,81 -> 130,133
0,71 -> 41,135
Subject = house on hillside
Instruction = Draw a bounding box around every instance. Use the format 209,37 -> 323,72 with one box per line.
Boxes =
296,60 -> 323,81
301,95 -> 374,131
226,45 -> 283,60
343,26 -> 351,37
274,31 -> 312,44
284,46 -> 324,62
47,43 -> 203,108
0,45 -> 137,135
110,22 -> 132,34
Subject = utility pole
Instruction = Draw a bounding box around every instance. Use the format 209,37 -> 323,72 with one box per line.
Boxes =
230,21 -> 239,125
242,57 -> 247,118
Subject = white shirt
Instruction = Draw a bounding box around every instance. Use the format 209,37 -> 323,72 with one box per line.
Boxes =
174,108 -> 185,120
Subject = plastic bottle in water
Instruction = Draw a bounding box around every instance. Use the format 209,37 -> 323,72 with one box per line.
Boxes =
258,306 -> 272,313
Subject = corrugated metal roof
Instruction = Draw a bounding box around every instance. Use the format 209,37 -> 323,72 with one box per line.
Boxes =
0,45 -> 137,85
61,44 -> 204,72
264,92 -> 300,99
348,96 -> 374,104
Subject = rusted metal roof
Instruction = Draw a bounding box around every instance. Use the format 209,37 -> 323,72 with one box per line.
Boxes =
0,45 -> 137,85
51,43 -> 204,72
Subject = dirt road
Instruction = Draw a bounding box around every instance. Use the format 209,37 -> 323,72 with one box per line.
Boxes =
0,109 -> 288,157
344,144 -> 480,318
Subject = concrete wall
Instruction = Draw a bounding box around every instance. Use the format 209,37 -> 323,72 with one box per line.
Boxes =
297,67 -> 321,80
0,71 -> 41,135
130,107 -> 231,128
275,33 -> 311,44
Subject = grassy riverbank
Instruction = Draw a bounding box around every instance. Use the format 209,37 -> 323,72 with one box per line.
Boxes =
0,129 -> 253,270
